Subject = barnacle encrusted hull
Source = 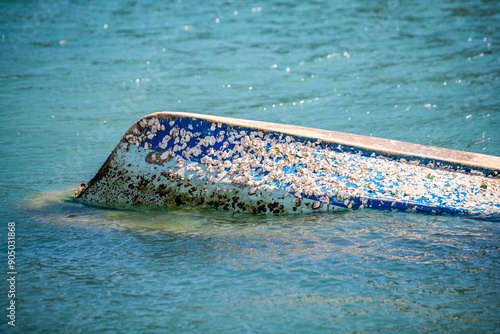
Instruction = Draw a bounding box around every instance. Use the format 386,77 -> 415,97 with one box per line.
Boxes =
75,112 -> 500,215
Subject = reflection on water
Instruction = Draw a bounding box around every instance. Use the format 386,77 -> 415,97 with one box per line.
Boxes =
24,187 -> 500,266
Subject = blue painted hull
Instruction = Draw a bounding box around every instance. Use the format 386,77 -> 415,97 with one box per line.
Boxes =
75,112 -> 500,216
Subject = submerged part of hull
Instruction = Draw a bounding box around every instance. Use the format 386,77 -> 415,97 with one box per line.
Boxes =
75,112 -> 500,215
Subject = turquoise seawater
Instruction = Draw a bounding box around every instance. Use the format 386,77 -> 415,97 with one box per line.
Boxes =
1,0 -> 499,332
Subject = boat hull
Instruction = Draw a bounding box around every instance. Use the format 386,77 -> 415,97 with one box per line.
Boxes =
75,112 -> 500,215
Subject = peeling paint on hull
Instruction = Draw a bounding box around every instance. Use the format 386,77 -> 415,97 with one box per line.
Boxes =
74,112 -> 500,216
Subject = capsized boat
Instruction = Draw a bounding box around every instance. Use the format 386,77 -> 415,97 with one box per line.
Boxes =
74,112 -> 500,215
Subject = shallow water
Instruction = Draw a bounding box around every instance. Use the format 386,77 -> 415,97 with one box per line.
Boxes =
1,0 -> 499,332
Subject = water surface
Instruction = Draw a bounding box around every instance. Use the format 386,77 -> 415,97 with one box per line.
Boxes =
1,0 -> 499,332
